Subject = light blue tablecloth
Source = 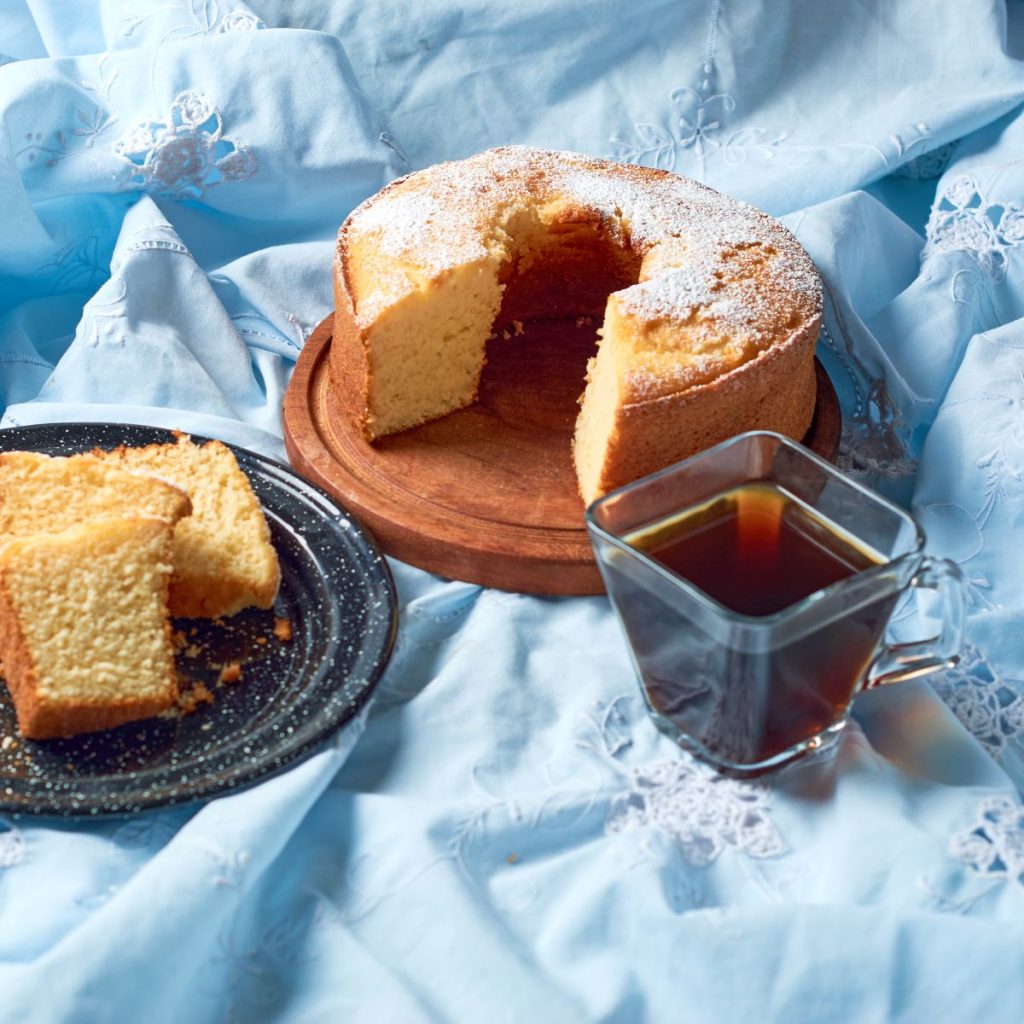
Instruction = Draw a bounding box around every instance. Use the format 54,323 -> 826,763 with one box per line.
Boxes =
3,2 -> 1024,1020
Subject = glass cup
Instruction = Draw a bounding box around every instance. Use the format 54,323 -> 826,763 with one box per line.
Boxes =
585,431 -> 966,775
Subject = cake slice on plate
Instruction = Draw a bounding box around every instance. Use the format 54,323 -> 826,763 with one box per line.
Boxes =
0,450 -> 192,535
0,517 -> 178,739
95,433 -> 281,618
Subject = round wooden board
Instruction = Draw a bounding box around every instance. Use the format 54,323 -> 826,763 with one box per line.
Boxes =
283,315 -> 841,596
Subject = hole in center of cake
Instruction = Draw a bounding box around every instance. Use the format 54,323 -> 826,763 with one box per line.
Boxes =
477,211 -> 643,432
492,211 -> 642,332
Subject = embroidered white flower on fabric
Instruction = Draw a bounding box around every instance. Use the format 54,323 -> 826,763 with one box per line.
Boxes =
931,647 -> 1024,759
115,90 -> 257,199
122,0 -> 264,39
950,795 -> 1024,890
606,759 -> 785,866
672,78 -> 735,160
923,175 -> 1024,283
219,10 -> 264,32
610,64 -> 788,178
610,0 -> 792,178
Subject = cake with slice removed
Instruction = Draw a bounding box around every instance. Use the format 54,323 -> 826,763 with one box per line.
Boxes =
0,517 -> 177,739
331,146 -> 822,504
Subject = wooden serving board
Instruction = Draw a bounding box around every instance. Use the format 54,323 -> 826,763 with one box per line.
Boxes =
283,314 -> 841,595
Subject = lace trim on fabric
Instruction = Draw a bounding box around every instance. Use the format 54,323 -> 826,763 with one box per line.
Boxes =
819,315 -> 917,486
923,175 -> 1024,283
585,697 -> 786,865
605,758 -> 785,865
895,141 -> 957,180
931,646 -> 1024,760
950,795 -> 1024,890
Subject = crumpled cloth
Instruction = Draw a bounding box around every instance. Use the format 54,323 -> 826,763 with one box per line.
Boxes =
2,1 -> 1024,1021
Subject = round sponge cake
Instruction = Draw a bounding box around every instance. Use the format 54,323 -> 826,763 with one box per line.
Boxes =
331,146 -> 822,504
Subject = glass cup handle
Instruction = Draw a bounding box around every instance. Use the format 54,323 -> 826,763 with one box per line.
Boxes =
863,557 -> 966,690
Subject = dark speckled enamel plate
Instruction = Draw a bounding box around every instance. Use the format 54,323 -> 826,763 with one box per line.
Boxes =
0,423 -> 397,818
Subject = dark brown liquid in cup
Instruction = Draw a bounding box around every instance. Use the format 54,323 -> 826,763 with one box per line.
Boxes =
619,484 -> 896,765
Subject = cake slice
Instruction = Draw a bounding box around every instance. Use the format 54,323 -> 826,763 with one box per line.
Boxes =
95,433 -> 281,618
0,450 -> 192,537
0,517 -> 178,739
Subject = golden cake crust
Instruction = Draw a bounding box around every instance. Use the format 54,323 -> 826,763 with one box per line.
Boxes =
591,326 -> 818,497
331,146 -> 822,502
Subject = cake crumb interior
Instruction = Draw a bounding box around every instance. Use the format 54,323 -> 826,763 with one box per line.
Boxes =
2,518 -> 173,703
364,201 -> 641,441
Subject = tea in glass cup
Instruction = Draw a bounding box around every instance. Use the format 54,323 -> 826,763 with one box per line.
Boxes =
586,432 -> 965,774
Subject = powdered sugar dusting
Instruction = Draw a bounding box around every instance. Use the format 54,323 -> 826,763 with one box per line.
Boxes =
341,145 -> 821,342
350,183 -> 490,276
